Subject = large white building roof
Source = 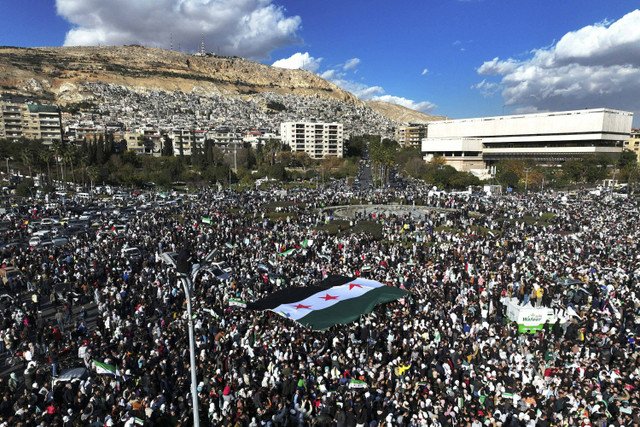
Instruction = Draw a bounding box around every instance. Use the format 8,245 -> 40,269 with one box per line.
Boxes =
422,108 -> 634,171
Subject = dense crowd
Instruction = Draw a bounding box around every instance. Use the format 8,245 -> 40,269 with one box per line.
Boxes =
0,185 -> 639,427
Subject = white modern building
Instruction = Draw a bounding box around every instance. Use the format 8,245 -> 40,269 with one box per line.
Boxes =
422,108 -> 634,171
280,121 -> 344,159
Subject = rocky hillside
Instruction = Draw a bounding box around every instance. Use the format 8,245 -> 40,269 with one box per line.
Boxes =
0,45 -> 444,134
0,45 -> 361,103
365,101 -> 447,124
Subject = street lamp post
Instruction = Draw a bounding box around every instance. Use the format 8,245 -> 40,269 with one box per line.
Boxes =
524,168 -> 531,194
176,247 -> 206,427
177,274 -> 200,427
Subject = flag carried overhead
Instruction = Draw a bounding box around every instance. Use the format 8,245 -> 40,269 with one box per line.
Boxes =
247,275 -> 410,330
92,360 -> 124,378
278,248 -> 295,258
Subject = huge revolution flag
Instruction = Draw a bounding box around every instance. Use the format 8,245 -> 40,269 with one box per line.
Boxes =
247,275 -> 410,330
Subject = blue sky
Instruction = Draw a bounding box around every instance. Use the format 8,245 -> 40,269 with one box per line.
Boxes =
2,0 -> 640,124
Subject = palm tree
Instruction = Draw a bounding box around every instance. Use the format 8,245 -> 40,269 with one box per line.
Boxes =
87,165 -> 100,191
21,147 -> 35,179
51,139 -> 65,183
63,144 -> 77,184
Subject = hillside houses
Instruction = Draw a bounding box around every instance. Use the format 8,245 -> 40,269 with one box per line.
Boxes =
57,82 -> 395,155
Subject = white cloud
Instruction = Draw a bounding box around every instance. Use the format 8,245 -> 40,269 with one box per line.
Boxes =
477,9 -> 640,117
272,52 -> 322,72
477,57 -> 518,75
421,68 -> 428,75
318,70 -> 436,113
329,78 -> 384,99
343,58 -> 360,71
56,0 -> 302,61
319,69 -> 338,80
470,79 -> 500,97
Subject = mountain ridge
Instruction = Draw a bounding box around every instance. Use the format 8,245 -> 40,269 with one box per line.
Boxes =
0,45 -> 445,131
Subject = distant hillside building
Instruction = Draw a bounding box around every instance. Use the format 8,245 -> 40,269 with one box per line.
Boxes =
0,102 -> 63,144
280,121 -> 344,159
395,125 -> 426,148
624,128 -> 640,162
422,108 -> 633,171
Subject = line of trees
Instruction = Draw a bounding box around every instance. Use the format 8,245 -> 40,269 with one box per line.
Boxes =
491,151 -> 639,191
3,133 -> 639,193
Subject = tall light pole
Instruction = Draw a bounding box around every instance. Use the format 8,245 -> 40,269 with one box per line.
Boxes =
177,274 -> 200,427
524,167 -> 531,194
176,247 -> 204,427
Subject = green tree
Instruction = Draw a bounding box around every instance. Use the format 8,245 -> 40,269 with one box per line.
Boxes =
122,150 -> 140,167
21,146 -> 36,178
499,170 -> 520,189
86,165 -> 101,189
345,136 -> 366,158
38,146 -> 52,185
162,135 -> 174,157
63,143 -> 78,184
15,178 -> 35,197
264,138 -> 282,166
618,149 -> 637,169
267,162 -> 286,180
370,136 -> 397,185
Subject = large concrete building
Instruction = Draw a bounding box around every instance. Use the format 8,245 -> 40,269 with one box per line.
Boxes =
280,121 -> 344,159
0,102 -> 63,144
422,108 -> 634,172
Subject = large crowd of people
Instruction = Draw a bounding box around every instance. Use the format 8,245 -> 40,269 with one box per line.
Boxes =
0,184 -> 638,426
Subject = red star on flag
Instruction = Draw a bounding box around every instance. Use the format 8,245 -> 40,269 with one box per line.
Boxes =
349,283 -> 363,290
319,294 -> 338,301
293,304 -> 311,310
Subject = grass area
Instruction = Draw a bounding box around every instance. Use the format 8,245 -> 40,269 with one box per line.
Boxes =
349,221 -> 383,240
316,220 -> 351,235
265,212 -> 297,221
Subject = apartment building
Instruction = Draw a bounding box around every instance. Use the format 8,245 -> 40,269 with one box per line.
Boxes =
624,128 -> 640,162
280,121 -> 343,159
0,102 -> 63,144
395,125 -> 426,148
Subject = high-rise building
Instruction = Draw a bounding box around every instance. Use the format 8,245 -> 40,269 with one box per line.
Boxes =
280,121 -> 343,159
0,102 -> 63,144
